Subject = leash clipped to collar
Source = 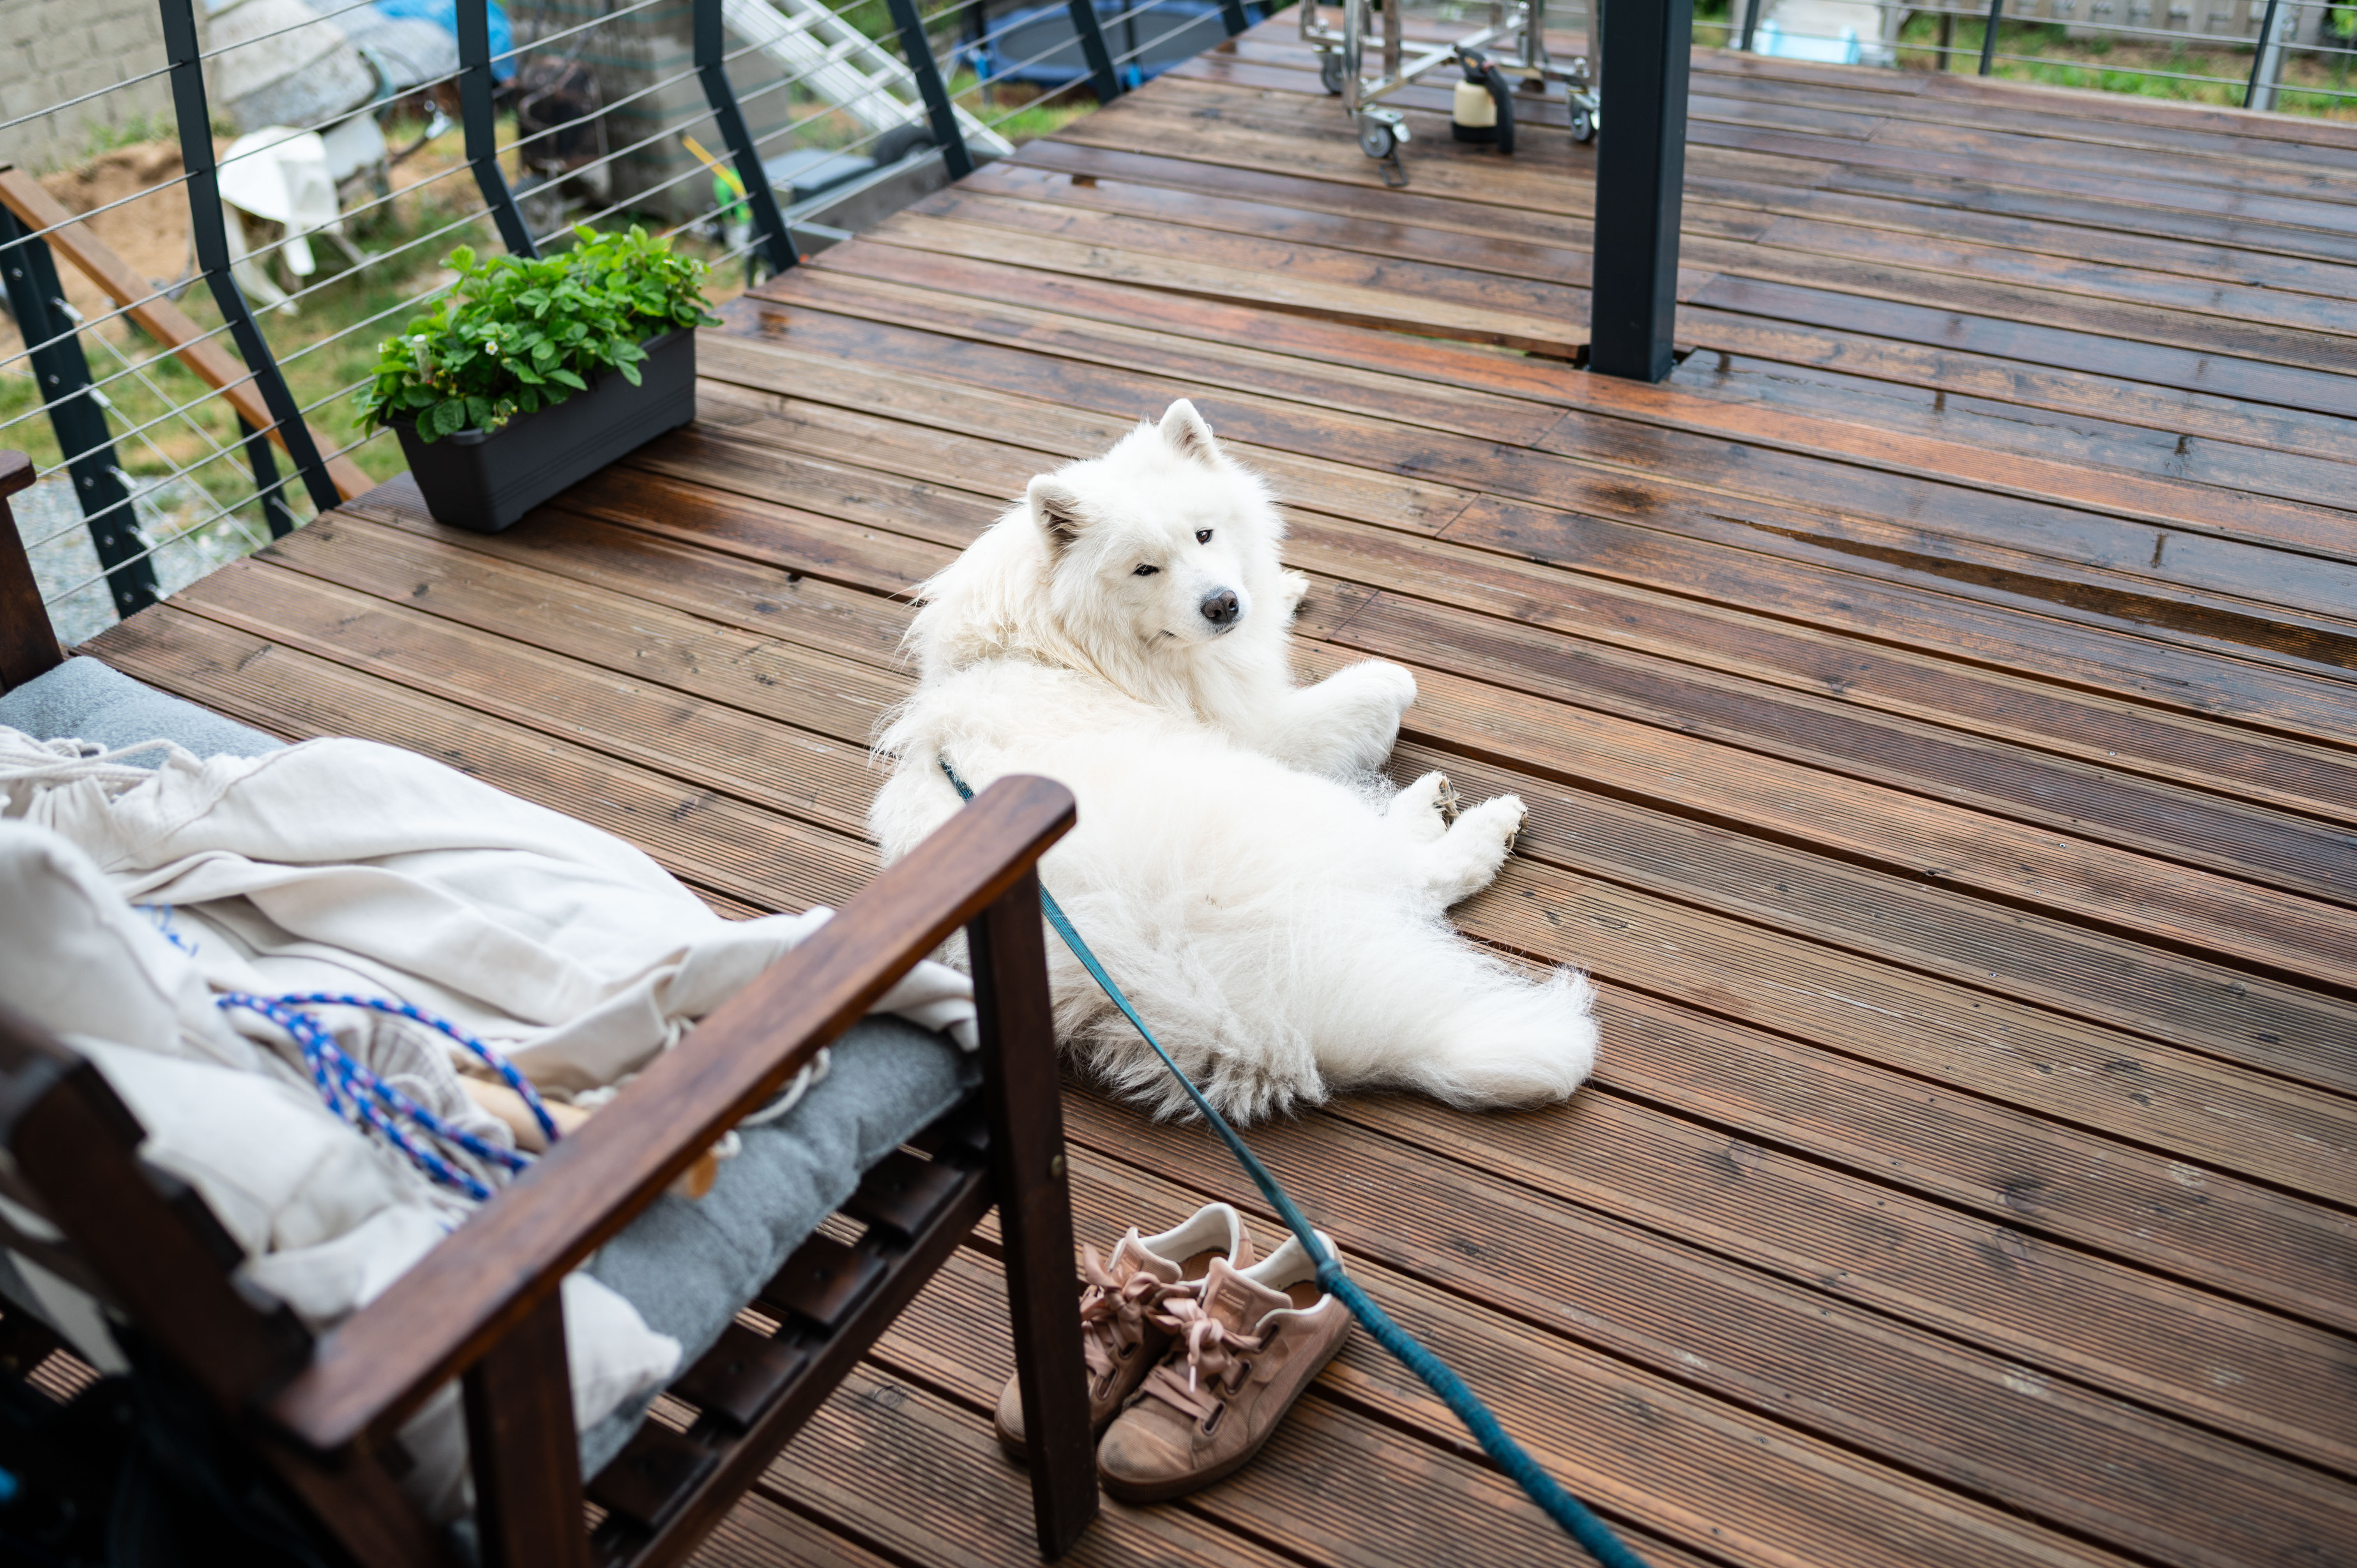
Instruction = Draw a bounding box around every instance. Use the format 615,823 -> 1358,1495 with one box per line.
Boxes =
940,757 -> 1650,1568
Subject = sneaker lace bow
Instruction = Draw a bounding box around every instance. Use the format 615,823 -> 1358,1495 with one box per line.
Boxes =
1140,1294 -> 1267,1423
1078,1245 -> 1184,1382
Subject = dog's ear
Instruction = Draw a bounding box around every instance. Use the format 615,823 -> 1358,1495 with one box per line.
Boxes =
1157,399 -> 1218,466
1028,477 -> 1088,550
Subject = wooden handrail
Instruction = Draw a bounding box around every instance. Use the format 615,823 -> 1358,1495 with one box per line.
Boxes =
0,167 -> 372,502
268,773 -> 1077,1453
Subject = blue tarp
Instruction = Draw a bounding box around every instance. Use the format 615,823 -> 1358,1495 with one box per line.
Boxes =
369,0 -> 518,81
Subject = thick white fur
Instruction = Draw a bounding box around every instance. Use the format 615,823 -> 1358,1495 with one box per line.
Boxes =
871,401 -> 1596,1122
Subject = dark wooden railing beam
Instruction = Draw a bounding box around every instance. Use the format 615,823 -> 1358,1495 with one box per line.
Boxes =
1587,0 -> 1694,383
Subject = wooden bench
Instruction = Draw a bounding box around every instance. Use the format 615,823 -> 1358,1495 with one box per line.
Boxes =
0,450 -> 1101,1566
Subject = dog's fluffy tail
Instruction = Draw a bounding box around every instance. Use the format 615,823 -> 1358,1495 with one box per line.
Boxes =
1406,961 -> 1598,1109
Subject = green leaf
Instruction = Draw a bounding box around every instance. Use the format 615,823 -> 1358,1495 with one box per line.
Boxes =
431,397 -> 468,436
548,368 -> 587,390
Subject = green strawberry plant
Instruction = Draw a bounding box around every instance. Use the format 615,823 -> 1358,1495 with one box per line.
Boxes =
356,226 -> 721,443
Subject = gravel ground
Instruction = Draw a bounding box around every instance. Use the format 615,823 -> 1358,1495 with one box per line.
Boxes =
14,473 -> 270,648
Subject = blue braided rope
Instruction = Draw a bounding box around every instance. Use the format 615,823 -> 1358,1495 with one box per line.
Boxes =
940,759 -> 1649,1568
215,992 -> 561,1203
269,992 -> 561,1147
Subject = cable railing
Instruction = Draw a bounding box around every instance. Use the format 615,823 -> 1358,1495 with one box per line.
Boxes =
9,0 -> 1210,646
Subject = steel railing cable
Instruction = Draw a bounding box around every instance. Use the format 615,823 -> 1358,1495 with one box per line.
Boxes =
0,171 -> 204,262
40,491 -> 278,613
192,0 -> 402,63
484,0 -> 673,67
1108,6 -> 1235,73
938,756 -> 1652,1568
0,65 -> 180,139
23,427 -> 289,570
981,69 -> 1098,132
939,0 -> 1161,83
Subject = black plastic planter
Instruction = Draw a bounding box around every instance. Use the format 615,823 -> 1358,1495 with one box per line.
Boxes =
391,328 -> 697,533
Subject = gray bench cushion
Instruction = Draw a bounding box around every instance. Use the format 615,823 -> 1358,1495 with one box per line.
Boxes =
0,657 -> 282,765
0,655 -> 965,1478
580,1019 -> 972,1471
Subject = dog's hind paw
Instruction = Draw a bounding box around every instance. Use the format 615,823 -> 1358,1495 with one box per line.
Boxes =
1462,793 -> 1528,857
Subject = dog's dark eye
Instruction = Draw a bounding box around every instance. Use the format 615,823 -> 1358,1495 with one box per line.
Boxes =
1196,529 -> 1213,544
1134,564 -> 1159,577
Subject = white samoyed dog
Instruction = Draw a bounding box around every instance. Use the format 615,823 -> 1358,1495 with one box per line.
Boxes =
870,400 -> 1597,1122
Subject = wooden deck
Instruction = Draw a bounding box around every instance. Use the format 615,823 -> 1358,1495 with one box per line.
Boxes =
80,21 -> 2357,1568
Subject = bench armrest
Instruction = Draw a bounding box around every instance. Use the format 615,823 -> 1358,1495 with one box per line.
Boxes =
267,774 -> 1075,1454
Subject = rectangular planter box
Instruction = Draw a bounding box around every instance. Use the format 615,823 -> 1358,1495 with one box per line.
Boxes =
392,328 -> 697,534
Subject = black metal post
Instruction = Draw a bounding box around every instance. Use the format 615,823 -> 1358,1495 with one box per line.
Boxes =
1588,0 -> 1692,383
695,0 -> 803,270
1937,7 -> 1953,67
457,0 -> 537,255
1738,0 -> 1763,52
1219,0 -> 1252,37
238,416 -> 297,539
157,0 -> 341,515
885,0 -> 977,180
1977,0 -> 2003,74
1067,0 -> 1123,100
2245,0 -> 2283,104
0,210 -> 154,617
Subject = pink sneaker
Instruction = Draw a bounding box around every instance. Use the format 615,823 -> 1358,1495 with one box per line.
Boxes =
994,1202 -> 1253,1459
1095,1231 -> 1352,1502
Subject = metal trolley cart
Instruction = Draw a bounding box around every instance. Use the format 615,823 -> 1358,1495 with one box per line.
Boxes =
1300,0 -> 1599,183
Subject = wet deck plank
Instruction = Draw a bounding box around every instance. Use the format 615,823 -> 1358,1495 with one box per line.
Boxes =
83,26 -> 2357,1568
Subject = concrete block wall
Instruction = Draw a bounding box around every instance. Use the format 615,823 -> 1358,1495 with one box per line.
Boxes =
0,0 -> 205,174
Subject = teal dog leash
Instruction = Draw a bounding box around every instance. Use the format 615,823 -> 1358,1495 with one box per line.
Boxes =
940,758 -> 1648,1566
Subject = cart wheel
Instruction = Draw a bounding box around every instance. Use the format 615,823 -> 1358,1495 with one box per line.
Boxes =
1570,104 -> 1595,143
1358,115 -> 1397,159
1321,51 -> 1346,95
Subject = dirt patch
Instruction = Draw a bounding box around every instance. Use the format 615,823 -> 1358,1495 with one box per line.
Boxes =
2,141 -> 198,360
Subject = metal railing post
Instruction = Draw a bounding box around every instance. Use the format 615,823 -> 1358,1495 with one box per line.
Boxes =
884,0 -> 976,179
694,0 -> 803,270
157,0 -> 341,516
237,416 -> 298,539
1739,0 -> 1763,51
0,209 -> 154,617
457,0 -> 537,255
1067,0 -> 1124,100
2246,0 -> 2289,107
1588,0 -> 1692,382
1978,0 -> 2004,73
1219,0 -> 1253,37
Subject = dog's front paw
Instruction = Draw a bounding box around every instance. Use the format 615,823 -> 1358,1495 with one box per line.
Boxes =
1278,569 -> 1312,619
1346,658 -> 1418,717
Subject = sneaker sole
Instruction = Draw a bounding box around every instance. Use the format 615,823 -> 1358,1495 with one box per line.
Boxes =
1095,1326 -> 1350,1503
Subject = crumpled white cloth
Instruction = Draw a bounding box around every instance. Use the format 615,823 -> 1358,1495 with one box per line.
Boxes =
0,727 -> 980,1096
0,722 -> 981,1524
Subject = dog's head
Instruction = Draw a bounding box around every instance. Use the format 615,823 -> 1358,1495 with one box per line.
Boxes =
903,401 -> 1289,706
1025,401 -> 1276,659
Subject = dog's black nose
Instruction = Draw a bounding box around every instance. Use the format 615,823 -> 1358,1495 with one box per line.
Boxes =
1200,588 -> 1241,627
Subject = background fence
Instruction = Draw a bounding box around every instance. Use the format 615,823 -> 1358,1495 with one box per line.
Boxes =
1694,0 -> 2354,111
